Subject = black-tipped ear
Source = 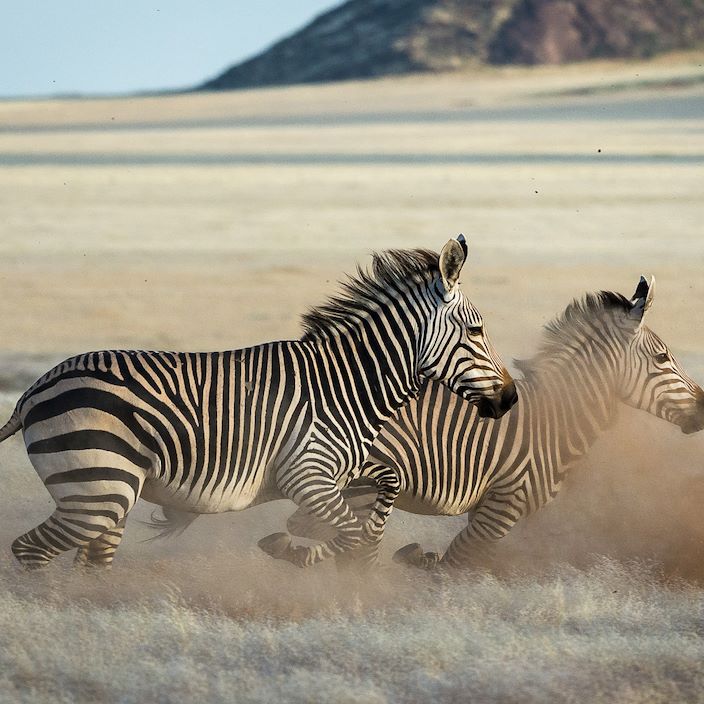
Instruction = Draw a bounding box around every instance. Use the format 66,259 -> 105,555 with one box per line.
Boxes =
629,275 -> 655,322
439,237 -> 467,293
457,233 -> 468,262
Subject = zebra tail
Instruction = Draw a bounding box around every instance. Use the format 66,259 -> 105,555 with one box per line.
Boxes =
0,406 -> 22,443
141,506 -> 199,541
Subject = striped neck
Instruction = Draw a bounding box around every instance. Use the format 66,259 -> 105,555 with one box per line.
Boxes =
519,326 -> 622,489
309,291 -> 424,437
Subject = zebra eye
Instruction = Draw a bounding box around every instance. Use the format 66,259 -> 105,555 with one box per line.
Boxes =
654,352 -> 669,364
467,326 -> 483,337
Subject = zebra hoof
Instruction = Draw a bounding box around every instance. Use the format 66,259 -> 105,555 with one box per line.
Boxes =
393,543 -> 423,566
258,532 -> 292,559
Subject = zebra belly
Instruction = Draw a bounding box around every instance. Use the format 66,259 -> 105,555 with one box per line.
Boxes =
395,491 -> 471,517
389,462 -> 490,516
140,462 -> 278,514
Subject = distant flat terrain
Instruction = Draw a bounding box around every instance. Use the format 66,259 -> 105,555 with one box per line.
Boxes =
0,54 -> 702,356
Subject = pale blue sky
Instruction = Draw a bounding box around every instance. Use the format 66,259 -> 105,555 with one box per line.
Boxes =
1,1 -> 338,98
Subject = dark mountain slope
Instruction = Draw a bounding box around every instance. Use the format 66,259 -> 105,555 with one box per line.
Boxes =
201,0 -> 704,90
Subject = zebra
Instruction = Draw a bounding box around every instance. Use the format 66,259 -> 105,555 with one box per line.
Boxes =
1,235 -> 518,570
281,276 -> 704,569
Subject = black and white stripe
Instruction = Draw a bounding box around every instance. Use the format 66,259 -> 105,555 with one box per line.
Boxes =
3,236 -> 516,569
285,277 -> 704,569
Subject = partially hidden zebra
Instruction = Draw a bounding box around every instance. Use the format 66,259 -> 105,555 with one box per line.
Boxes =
1,236 -> 517,569
281,277 -> 704,569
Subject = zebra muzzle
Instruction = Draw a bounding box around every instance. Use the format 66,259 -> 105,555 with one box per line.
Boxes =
476,380 -> 518,419
678,414 -> 704,435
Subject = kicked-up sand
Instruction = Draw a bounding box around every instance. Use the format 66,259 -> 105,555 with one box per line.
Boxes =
0,53 -> 703,703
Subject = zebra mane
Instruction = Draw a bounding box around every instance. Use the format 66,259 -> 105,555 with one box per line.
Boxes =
515,291 -> 633,377
301,248 -> 440,340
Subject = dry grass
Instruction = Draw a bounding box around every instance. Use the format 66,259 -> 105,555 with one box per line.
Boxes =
1,558 -> 703,704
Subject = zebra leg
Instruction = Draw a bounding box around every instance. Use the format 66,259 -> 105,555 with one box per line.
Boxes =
332,466 -> 398,572
11,513 -> 67,568
285,478 -> 378,542
260,471 -> 366,568
12,507 -> 124,569
12,469 -> 145,569
441,493 -> 523,568
394,493 -> 521,570
263,479 -> 382,571
73,517 -> 127,569
393,528 -> 492,570
438,526 -> 496,569
356,464 -> 401,546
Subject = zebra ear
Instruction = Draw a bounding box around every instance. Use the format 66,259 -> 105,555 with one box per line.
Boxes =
629,275 -> 655,323
439,235 -> 467,293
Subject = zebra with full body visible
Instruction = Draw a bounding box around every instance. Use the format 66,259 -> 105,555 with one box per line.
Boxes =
2,236 -> 517,570
282,277 -> 704,569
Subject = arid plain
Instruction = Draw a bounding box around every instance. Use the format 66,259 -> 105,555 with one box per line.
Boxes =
1,54 -> 703,703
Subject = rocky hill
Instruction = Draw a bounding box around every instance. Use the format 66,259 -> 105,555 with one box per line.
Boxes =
200,0 -> 704,90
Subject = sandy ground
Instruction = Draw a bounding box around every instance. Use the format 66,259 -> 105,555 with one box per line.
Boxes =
1,54 -> 704,702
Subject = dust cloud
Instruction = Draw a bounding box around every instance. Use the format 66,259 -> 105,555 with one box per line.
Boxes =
495,408 -> 704,584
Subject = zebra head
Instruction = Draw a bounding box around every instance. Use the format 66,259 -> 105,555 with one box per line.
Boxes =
618,276 -> 704,435
418,235 -> 517,419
